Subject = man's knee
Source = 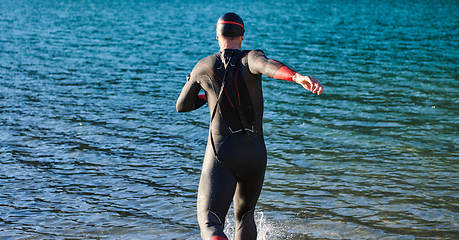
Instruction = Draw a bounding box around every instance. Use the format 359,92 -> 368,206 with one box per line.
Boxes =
235,207 -> 255,229
198,209 -> 224,226
234,208 -> 257,240
235,207 -> 254,221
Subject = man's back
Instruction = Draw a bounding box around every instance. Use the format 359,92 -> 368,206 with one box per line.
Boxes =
177,48 -> 297,140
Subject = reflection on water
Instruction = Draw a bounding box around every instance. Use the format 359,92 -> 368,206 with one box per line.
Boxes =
1,0 -> 458,239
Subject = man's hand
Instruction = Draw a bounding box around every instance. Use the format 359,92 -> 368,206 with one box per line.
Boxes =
292,73 -> 324,95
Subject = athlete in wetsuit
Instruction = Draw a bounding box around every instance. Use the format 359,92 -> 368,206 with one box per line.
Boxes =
176,12 -> 323,240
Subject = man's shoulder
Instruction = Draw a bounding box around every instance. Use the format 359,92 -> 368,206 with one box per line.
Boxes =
197,52 -> 220,65
244,49 -> 267,65
190,53 -> 219,76
247,49 -> 265,56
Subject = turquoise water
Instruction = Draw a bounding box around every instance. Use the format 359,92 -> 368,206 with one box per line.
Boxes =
1,0 -> 458,239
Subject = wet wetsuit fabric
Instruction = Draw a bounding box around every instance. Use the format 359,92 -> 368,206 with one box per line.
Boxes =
176,49 -> 296,240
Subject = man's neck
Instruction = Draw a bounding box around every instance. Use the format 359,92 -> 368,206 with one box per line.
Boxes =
219,42 -> 241,52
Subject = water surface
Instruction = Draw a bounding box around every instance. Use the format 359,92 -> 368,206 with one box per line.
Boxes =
1,0 -> 458,239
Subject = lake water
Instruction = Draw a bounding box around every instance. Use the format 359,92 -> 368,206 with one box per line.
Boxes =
1,0 -> 458,239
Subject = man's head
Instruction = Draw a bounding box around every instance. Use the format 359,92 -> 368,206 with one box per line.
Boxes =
216,12 -> 244,37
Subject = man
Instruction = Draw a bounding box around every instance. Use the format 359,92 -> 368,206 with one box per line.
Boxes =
176,12 -> 323,240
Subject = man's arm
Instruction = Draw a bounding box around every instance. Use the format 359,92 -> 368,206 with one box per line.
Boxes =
247,50 -> 323,95
176,76 -> 207,112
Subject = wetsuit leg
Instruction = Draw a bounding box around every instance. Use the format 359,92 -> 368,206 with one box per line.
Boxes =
217,132 -> 267,240
232,167 -> 265,240
197,143 -> 237,240
233,148 -> 266,240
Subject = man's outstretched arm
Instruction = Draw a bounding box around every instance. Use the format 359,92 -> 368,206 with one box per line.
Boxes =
247,49 -> 323,95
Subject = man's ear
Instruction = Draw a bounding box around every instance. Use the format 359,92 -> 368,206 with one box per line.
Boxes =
241,36 -> 244,40
216,36 -> 219,40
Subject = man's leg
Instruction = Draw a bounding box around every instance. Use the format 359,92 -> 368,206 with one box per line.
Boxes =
197,153 -> 237,240
232,165 -> 266,240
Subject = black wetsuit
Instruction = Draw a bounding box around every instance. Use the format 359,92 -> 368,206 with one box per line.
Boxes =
176,49 -> 296,240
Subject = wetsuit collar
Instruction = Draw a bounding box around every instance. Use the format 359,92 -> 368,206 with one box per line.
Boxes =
220,48 -> 240,53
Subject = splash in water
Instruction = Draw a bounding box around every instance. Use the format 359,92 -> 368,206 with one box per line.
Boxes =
224,211 -> 283,240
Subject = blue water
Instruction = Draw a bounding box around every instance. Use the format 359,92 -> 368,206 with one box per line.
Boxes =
1,0 -> 458,239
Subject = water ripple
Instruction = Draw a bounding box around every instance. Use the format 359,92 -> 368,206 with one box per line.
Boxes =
1,0 -> 459,239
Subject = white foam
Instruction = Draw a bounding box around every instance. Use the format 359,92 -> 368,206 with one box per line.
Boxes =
224,211 -> 281,240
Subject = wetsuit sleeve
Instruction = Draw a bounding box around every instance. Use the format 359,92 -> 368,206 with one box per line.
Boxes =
176,73 -> 207,112
247,49 -> 297,82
